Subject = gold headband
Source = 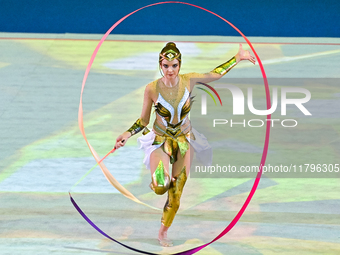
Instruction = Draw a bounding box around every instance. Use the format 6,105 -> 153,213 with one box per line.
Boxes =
159,49 -> 181,62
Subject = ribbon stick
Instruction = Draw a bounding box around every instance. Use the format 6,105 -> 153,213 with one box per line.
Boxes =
79,99 -> 160,209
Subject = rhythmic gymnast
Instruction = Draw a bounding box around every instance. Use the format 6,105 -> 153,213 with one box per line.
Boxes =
115,42 -> 255,246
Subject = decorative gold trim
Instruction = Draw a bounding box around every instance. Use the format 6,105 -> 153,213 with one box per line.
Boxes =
127,118 -> 145,136
150,160 -> 170,195
152,131 -> 191,164
159,50 -> 181,63
212,56 -> 237,76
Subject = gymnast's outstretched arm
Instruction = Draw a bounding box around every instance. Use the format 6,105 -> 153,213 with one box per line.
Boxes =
189,44 -> 256,90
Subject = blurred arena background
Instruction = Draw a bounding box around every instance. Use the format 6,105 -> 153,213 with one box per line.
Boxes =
0,1 -> 339,254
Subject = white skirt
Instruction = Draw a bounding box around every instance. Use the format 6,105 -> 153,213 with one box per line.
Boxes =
137,128 -> 212,170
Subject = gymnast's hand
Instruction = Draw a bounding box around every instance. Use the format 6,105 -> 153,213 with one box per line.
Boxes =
235,44 -> 256,64
115,131 -> 131,149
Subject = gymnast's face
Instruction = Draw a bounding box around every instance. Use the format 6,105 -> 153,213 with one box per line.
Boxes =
160,59 -> 180,79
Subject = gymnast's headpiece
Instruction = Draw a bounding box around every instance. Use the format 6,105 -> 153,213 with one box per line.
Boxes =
159,42 -> 181,64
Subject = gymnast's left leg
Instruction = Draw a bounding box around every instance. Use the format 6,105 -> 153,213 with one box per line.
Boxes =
158,144 -> 194,246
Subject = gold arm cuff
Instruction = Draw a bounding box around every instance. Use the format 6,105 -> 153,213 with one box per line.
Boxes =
212,56 -> 237,76
127,118 -> 145,136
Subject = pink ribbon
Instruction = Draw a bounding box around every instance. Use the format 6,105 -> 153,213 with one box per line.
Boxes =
77,1 -> 270,254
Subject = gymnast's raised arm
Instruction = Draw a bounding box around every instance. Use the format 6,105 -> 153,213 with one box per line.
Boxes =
189,44 -> 256,90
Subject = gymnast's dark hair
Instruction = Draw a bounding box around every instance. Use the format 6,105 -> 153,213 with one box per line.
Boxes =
159,42 -> 181,64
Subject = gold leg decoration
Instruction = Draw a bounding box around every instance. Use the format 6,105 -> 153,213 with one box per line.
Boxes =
153,133 -> 191,164
161,166 -> 188,227
163,137 -> 179,164
177,135 -> 189,157
150,160 -> 170,195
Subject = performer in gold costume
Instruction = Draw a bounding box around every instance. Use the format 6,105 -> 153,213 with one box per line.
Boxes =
115,42 -> 255,246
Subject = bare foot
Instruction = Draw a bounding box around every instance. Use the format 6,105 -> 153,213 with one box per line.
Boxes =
158,224 -> 173,247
